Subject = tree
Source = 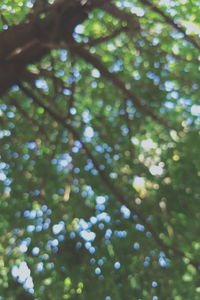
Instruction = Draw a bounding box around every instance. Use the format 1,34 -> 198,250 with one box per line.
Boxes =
0,0 -> 200,299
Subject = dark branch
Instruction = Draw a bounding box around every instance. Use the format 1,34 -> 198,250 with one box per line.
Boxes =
101,2 -> 140,31
0,0 -> 92,96
138,0 -> 200,51
70,42 -> 173,128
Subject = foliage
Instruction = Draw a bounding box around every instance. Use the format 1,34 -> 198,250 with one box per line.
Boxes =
0,0 -> 200,299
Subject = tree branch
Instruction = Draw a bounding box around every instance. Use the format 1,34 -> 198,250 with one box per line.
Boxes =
70,42 -> 173,128
0,0 -> 90,96
138,0 -> 200,51
101,2 -> 140,31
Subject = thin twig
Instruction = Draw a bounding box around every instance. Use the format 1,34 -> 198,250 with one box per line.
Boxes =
86,26 -> 128,47
8,96 -> 49,139
67,57 -> 76,118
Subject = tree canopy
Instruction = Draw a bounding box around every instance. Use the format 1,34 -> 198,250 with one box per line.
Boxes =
0,0 -> 200,299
